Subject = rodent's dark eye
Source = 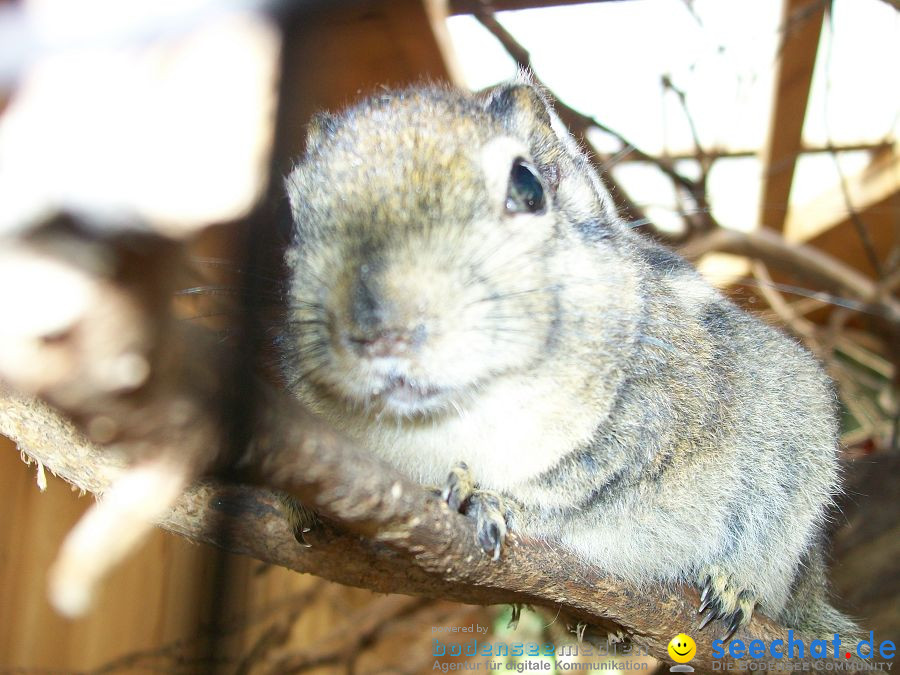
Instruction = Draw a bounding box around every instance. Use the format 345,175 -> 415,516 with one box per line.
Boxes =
505,159 -> 546,215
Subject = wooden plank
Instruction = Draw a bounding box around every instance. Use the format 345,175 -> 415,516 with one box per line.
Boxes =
274,0 -> 454,169
757,0 -> 826,232
0,441 -> 213,671
423,0 -> 466,85
784,148 -> 899,277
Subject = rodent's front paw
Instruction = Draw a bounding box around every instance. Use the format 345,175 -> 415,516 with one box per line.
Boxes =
441,462 -> 518,561
698,566 -> 757,639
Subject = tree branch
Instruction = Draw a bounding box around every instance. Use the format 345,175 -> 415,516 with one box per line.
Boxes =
0,378 -> 870,672
679,226 -> 900,327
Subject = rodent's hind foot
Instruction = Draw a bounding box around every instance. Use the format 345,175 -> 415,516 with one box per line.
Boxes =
276,494 -> 320,547
697,567 -> 757,639
441,462 -> 519,561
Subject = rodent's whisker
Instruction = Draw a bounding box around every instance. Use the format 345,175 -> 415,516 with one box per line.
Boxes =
189,256 -> 286,284
282,299 -> 327,311
708,276 -> 889,318
465,240 -> 551,283
465,285 -> 561,307
281,318 -> 329,328
179,311 -> 243,322
175,285 -> 243,297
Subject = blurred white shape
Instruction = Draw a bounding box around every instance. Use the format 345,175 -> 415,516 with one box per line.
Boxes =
0,248 -> 93,339
697,252 -> 751,288
0,5 -> 281,237
707,157 -> 763,232
27,0 -> 230,46
0,247 -> 95,391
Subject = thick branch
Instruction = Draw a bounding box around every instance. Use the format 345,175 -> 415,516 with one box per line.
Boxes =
0,387 -> 870,672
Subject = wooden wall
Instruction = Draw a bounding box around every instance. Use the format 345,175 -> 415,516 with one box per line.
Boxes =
1,437 -> 214,670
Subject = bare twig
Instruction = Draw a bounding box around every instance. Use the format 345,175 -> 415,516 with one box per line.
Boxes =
821,9 -> 883,278
750,260 -> 819,345
680,226 -> 900,326
660,74 -> 707,170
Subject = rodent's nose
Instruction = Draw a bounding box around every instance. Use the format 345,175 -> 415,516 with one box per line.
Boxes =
346,264 -> 428,357
347,325 -> 427,358
350,264 -> 386,334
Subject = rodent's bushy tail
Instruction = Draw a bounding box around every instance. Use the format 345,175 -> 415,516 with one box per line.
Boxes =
779,546 -> 862,645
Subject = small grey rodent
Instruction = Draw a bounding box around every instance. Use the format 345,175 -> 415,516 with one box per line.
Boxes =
280,77 -> 859,639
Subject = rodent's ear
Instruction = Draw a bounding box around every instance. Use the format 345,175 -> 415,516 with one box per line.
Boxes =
304,111 -> 339,154
483,83 -> 560,191
483,83 -> 552,132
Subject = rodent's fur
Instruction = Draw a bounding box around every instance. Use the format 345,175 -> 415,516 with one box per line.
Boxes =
281,76 -> 858,639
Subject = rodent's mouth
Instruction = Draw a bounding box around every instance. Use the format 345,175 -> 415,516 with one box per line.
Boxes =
367,373 -> 450,417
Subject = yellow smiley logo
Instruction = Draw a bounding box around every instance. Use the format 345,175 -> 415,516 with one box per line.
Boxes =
667,633 -> 696,663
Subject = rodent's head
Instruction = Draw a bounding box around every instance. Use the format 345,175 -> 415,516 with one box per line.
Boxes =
283,81 -> 630,422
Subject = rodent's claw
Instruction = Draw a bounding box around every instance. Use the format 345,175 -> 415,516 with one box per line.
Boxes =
725,609 -> 746,639
277,495 -> 320,547
697,567 -> 756,639
699,575 -> 712,605
607,629 -> 626,645
507,603 -> 523,630
442,462 -> 475,512
441,463 -> 518,560
470,492 -> 508,560
697,596 -> 722,631
574,622 -> 588,643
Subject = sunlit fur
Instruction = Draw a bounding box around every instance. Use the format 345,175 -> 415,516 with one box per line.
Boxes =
282,76 -> 857,638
